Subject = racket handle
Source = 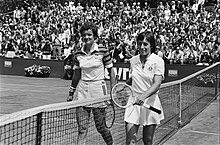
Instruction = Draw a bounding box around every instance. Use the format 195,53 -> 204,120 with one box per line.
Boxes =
144,104 -> 162,114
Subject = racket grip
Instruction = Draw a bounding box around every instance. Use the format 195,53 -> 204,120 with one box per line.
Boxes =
148,106 -> 162,114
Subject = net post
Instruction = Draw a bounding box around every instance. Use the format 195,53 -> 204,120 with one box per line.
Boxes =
36,112 -> 42,145
178,82 -> 182,127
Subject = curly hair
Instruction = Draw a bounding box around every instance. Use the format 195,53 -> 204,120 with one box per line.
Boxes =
79,22 -> 98,39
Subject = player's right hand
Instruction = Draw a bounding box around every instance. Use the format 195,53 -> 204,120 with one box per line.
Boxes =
133,97 -> 144,106
67,95 -> 73,102
67,86 -> 76,102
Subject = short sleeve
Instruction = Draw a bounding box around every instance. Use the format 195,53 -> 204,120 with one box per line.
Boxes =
97,44 -> 113,68
103,50 -> 113,68
155,58 -> 165,78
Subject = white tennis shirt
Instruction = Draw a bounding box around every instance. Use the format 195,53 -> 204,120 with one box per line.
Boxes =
130,53 -> 165,95
124,53 -> 165,125
73,43 -> 113,81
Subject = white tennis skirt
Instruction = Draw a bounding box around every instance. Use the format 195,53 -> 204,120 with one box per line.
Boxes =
73,79 -> 108,107
124,93 -> 164,126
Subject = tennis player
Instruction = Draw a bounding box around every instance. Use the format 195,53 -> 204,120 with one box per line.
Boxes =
125,31 -> 165,145
67,22 -> 116,145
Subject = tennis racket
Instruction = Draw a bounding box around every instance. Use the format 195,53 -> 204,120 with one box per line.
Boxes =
103,74 -> 119,128
104,100 -> 115,128
111,83 -> 162,114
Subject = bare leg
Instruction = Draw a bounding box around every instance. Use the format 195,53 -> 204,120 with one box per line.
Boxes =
76,107 -> 91,145
125,122 -> 139,145
142,124 -> 157,145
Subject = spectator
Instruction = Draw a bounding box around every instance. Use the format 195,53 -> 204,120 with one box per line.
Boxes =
183,43 -> 197,64
13,7 -> 21,23
0,30 -> 3,55
170,46 -> 184,64
197,50 -> 212,66
4,39 -> 17,58
52,30 -> 62,60
23,40 -> 34,59
41,38 -> 52,60
156,46 -> 164,58
213,44 -> 220,63
163,45 -> 173,64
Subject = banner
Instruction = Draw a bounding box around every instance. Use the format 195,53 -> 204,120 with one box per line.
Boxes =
105,67 -> 130,81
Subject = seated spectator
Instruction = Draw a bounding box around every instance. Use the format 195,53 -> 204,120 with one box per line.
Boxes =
0,30 -> 3,55
213,44 -> 220,63
210,47 -> 219,64
156,46 -> 164,58
183,44 -> 197,64
4,39 -> 17,58
197,50 -> 211,66
41,38 -> 52,60
163,45 -> 173,64
24,40 -> 34,59
170,46 -> 184,64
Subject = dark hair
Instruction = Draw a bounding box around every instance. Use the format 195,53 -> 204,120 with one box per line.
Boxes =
136,31 -> 156,53
79,22 -> 98,39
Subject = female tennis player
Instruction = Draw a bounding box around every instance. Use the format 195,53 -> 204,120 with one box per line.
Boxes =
67,22 -> 116,145
125,31 -> 165,145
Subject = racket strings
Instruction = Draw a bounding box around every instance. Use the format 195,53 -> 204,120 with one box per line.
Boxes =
112,84 -> 133,107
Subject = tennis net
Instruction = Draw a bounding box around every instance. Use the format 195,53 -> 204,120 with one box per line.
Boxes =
0,62 -> 219,145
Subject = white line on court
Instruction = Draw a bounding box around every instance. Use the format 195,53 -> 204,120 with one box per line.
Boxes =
190,130 -> 220,136
1,83 -> 68,88
0,88 -> 65,93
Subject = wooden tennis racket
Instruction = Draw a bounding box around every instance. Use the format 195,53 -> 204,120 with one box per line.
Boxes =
111,83 -> 161,114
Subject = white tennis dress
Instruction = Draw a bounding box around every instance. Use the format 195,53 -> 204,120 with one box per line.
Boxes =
124,53 -> 165,126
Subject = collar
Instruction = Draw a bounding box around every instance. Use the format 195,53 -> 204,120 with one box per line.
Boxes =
81,43 -> 99,55
138,53 -> 154,61
146,53 -> 157,61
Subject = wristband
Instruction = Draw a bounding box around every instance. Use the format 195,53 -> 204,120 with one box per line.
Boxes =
69,86 -> 76,96
69,86 -> 76,90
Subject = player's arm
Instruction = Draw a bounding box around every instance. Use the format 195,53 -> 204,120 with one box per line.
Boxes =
136,75 -> 163,104
70,68 -> 81,88
67,54 -> 81,101
101,46 -> 116,89
137,59 -> 164,104
67,68 -> 81,101
107,67 -> 116,89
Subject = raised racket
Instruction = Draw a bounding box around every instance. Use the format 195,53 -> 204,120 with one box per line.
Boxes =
111,83 -> 162,114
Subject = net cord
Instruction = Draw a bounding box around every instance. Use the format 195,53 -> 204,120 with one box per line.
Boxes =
0,96 -> 110,126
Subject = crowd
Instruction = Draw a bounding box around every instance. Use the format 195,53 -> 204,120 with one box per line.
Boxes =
0,0 -> 219,65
